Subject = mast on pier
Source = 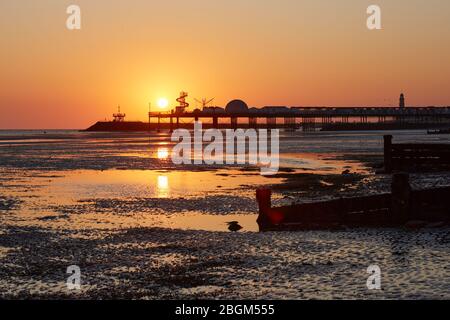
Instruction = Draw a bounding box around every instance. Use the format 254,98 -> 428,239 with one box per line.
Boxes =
399,93 -> 405,109
113,105 -> 126,122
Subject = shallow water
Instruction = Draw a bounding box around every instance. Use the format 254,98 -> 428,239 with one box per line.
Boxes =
0,129 -> 375,232
0,129 -> 449,232
1,129 -> 449,299
1,168 -> 273,232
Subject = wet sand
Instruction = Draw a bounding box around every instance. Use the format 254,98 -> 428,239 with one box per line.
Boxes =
0,225 -> 448,299
0,130 -> 449,299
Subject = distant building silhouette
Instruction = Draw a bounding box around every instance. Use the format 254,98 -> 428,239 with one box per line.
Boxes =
399,93 -> 405,109
225,99 -> 248,113
113,105 -> 126,122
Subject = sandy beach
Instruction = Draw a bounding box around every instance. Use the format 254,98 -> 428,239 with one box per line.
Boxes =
0,130 -> 449,299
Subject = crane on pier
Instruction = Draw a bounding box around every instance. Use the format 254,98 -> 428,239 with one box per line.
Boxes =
194,97 -> 215,110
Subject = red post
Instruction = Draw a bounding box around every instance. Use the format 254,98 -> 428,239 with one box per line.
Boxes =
256,188 -> 272,231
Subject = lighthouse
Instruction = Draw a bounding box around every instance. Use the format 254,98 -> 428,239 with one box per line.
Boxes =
399,93 -> 405,109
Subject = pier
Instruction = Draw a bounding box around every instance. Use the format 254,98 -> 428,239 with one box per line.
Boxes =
86,95 -> 450,132
149,98 -> 450,132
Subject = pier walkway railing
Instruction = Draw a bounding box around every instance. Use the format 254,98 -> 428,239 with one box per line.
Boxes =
148,107 -> 450,131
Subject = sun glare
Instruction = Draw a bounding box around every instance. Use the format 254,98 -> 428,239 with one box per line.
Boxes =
157,147 -> 169,160
157,175 -> 169,198
157,98 -> 169,109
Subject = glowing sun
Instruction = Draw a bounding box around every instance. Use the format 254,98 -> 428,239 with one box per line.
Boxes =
157,98 -> 169,109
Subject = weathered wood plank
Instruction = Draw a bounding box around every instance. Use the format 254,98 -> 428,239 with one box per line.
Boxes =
256,175 -> 450,231
384,135 -> 450,172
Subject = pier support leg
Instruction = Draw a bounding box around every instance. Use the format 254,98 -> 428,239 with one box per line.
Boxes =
231,117 -> 238,130
157,114 -> 161,133
213,116 -> 218,129
267,117 -> 276,129
284,117 -> 295,130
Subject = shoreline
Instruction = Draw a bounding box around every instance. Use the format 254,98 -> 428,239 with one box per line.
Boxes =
0,130 -> 449,299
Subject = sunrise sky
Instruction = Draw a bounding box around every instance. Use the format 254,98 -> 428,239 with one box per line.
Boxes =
1,0 -> 450,129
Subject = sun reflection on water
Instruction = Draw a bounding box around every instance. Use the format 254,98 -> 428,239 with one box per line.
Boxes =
157,175 -> 169,198
157,147 -> 169,160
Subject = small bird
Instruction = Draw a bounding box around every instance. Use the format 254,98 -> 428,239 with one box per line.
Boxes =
226,221 -> 243,232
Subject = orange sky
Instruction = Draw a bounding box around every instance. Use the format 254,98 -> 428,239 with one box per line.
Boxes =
1,0 -> 450,129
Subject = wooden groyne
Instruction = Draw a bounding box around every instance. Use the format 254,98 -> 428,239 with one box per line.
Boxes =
256,173 -> 450,231
384,135 -> 450,173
